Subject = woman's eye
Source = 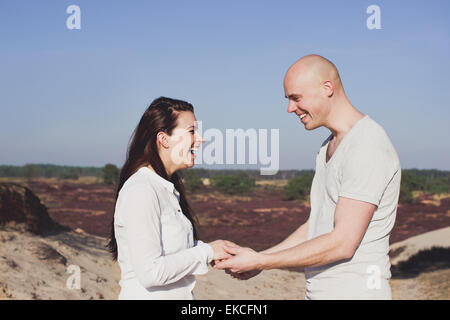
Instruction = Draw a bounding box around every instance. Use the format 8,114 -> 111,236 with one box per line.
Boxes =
190,130 -> 195,134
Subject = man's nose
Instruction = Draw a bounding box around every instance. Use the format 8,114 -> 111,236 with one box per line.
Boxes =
287,101 -> 296,113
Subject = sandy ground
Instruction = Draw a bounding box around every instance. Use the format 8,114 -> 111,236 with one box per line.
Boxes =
194,264 -> 450,300
0,226 -> 448,300
196,226 -> 449,300
194,268 -> 306,300
0,225 -> 121,300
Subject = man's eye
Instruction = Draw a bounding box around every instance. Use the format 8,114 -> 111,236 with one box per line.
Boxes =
190,130 -> 195,134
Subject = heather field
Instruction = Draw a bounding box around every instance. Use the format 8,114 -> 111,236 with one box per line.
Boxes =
3,177 -> 449,250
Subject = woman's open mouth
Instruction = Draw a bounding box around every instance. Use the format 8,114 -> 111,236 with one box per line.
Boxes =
189,147 -> 198,156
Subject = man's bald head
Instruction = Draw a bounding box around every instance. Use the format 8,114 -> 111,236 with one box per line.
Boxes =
285,54 -> 342,93
284,55 -> 344,130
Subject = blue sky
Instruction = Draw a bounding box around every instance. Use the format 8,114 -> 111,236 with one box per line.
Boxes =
1,0 -> 449,171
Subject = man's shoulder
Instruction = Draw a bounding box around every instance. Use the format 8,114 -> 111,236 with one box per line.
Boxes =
347,117 -> 401,168
350,116 -> 394,148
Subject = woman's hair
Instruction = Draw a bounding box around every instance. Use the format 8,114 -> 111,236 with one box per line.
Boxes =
106,96 -> 199,261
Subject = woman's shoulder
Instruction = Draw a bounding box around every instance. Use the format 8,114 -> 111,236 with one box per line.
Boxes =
114,168 -> 162,223
120,167 -> 162,197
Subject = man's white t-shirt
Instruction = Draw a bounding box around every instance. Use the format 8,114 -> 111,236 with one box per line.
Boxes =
305,115 -> 401,300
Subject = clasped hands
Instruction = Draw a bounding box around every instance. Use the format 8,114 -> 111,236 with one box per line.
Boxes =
207,240 -> 264,280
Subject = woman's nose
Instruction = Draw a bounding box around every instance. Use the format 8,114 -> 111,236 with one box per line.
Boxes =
196,133 -> 205,144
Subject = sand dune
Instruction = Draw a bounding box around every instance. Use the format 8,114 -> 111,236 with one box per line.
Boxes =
0,226 -> 120,300
389,226 -> 450,265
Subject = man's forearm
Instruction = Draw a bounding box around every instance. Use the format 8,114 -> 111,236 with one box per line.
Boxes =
261,219 -> 309,255
259,230 -> 350,270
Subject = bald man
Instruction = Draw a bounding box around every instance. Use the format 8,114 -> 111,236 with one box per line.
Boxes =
214,55 -> 401,300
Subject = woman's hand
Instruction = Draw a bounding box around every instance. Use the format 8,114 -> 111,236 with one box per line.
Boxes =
208,240 -> 237,260
212,245 -> 266,273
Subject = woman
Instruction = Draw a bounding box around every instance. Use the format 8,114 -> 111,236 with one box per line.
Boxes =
107,97 -> 230,299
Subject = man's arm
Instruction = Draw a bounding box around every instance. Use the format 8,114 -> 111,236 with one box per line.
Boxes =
214,197 -> 376,272
221,219 -> 309,280
260,218 -> 309,254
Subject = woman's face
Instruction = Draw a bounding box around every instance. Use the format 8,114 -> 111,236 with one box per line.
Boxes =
166,111 -> 204,170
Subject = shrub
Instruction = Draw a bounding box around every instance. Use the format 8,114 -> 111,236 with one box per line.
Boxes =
399,184 -> 414,204
283,173 -> 314,201
102,164 -> 119,185
210,173 -> 255,194
181,170 -> 203,192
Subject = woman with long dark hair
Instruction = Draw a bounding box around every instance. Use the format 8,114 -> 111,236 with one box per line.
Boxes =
107,97 -> 231,299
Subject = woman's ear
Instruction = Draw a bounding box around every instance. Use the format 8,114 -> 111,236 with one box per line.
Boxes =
156,131 -> 170,149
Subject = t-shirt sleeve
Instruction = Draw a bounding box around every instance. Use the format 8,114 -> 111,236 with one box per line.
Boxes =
339,143 -> 397,207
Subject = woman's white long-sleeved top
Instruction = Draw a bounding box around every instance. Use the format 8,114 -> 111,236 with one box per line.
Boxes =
114,166 -> 214,300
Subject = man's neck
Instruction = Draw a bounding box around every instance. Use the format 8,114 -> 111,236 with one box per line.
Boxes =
324,99 -> 365,142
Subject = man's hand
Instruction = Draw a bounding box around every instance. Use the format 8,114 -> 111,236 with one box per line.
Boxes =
208,240 -> 238,260
213,245 -> 266,273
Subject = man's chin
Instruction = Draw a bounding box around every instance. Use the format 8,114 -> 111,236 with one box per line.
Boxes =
304,121 -> 321,131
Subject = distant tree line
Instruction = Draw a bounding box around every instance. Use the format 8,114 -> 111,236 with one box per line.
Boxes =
1,165 -> 448,203
0,164 -> 102,180
0,165 -> 314,181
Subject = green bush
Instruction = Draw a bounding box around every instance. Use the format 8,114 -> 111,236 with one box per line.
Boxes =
102,163 -> 120,185
182,170 -> 203,192
399,184 -> 414,204
283,173 -> 314,201
210,173 -> 256,195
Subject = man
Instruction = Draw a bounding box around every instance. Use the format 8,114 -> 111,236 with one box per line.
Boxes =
214,54 -> 401,300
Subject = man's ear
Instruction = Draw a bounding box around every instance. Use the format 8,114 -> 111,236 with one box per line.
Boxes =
323,80 -> 334,97
156,131 -> 170,149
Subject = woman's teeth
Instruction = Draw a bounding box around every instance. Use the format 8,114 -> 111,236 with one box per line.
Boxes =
300,113 -> 307,119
